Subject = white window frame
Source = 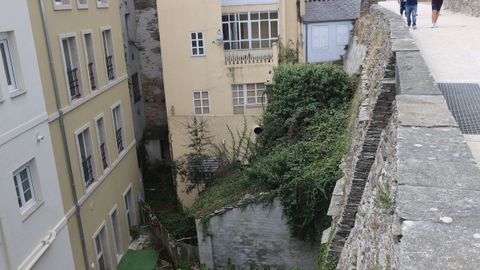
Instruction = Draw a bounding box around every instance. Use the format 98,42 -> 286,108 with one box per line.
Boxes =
222,11 -> 279,50
336,24 -> 350,45
0,32 -> 18,93
232,83 -> 266,114
111,102 -> 125,154
97,0 -> 109,8
82,30 -> 99,91
53,0 -> 72,10
93,222 -> 112,270
59,33 -> 84,103
101,27 -> 116,82
75,123 -> 97,190
77,0 -> 88,9
193,91 -> 211,115
13,163 -> 36,212
109,206 -> 124,261
190,32 -> 205,57
123,185 -> 136,238
95,114 -> 110,173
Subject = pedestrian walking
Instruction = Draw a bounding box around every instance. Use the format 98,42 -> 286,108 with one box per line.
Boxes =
405,0 -> 418,29
399,0 -> 407,16
431,0 -> 444,28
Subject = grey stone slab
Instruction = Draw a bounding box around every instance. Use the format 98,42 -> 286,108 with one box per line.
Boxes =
396,51 -> 441,95
391,38 -> 419,52
398,127 -> 472,161
390,29 -> 411,39
399,221 -> 480,270
397,95 -> 458,127
396,185 -> 480,227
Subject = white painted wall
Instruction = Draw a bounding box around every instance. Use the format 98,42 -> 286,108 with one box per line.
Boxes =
305,21 -> 354,63
120,0 -> 146,142
0,1 -> 74,269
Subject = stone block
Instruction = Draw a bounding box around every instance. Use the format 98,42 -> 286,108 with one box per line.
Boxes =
396,51 -> 441,95
391,38 -> 419,52
397,95 -> 458,127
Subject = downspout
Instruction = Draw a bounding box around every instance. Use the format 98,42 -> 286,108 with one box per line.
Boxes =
38,1 -> 89,269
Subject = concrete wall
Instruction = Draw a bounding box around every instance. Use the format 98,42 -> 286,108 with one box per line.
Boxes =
444,0 -> 480,17
197,199 -> 320,270
0,1 -> 74,269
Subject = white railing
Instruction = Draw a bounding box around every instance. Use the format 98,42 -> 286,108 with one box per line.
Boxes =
224,45 -> 278,66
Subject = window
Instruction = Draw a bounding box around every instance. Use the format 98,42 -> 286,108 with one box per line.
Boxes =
190,32 -> 205,56
13,164 -> 36,211
124,188 -> 135,233
77,127 -> 96,188
77,0 -> 88,9
336,24 -> 350,45
110,208 -> 123,257
54,0 -> 72,10
222,11 -> 278,50
61,35 -> 83,101
112,105 -> 124,153
93,225 -> 112,270
131,73 -> 141,103
97,0 -> 108,8
95,116 -> 109,170
232,83 -> 266,114
102,29 -> 115,81
193,91 -> 210,115
0,33 -> 18,92
82,32 -> 98,91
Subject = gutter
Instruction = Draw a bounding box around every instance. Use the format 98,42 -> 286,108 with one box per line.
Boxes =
38,1 -> 89,269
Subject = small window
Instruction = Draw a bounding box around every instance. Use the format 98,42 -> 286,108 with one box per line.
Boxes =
193,91 -> 210,115
53,0 -> 72,10
77,127 -> 96,188
131,73 -> 141,103
61,35 -> 83,101
124,188 -> 135,233
102,29 -> 115,81
82,32 -> 98,91
96,0 -> 108,8
0,33 -> 18,93
112,105 -> 124,153
231,83 -> 267,114
190,32 -> 205,56
77,0 -> 88,9
93,225 -> 112,270
95,116 -> 109,171
110,209 -> 123,257
13,164 -> 36,211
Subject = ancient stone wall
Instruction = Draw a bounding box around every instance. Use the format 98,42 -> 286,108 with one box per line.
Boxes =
444,0 -> 480,17
327,4 -> 480,269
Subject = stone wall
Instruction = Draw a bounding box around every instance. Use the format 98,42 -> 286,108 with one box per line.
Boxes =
444,0 -> 480,17
196,199 -> 320,270
326,4 -> 480,269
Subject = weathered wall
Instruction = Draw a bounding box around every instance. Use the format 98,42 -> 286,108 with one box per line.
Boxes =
197,199 -> 320,270
444,0 -> 480,16
327,3 -> 480,269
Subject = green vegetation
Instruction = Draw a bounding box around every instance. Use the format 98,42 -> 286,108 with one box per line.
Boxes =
117,248 -> 159,270
374,183 -> 393,214
190,63 -> 354,242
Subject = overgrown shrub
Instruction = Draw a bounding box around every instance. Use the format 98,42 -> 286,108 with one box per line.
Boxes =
258,63 -> 352,151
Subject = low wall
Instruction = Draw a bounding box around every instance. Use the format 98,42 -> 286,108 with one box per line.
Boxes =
327,3 -> 480,269
444,0 -> 480,17
196,199 -> 320,270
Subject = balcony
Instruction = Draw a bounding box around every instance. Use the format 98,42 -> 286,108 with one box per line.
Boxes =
67,68 -> 80,99
224,44 -> 278,66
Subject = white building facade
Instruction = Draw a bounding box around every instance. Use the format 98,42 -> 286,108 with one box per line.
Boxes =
0,1 -> 75,269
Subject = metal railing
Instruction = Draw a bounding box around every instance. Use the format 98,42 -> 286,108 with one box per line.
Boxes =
224,48 -> 274,65
100,142 -> 108,169
106,55 -> 115,81
82,155 -> 94,187
115,128 -> 124,152
88,62 -> 96,90
67,68 -> 80,99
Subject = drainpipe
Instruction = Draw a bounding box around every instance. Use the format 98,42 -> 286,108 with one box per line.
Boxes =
38,1 -> 89,269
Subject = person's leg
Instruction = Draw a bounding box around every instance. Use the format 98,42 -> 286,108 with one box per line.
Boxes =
405,5 -> 412,27
412,5 -> 417,28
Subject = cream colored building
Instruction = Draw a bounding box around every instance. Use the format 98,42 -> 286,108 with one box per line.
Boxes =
27,0 -> 143,269
157,0 -> 305,206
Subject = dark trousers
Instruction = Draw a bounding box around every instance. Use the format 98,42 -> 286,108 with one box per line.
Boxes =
400,1 -> 407,15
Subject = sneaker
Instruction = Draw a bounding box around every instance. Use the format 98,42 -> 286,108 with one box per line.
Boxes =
431,23 -> 437,28
413,25 -> 417,30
